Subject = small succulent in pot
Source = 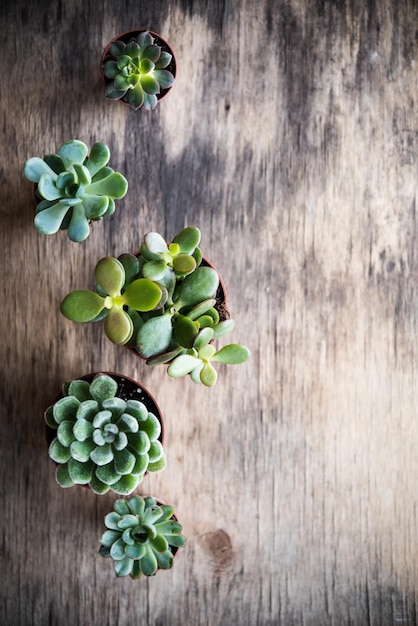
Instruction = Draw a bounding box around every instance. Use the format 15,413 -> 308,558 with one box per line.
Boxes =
45,373 -> 166,494
60,227 -> 250,386
23,140 -> 128,242
102,30 -> 176,110
99,495 -> 186,578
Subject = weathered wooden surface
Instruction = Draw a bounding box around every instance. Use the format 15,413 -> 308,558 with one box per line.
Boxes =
2,0 -> 418,624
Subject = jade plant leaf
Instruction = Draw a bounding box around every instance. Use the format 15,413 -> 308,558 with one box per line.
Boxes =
167,354 -> 202,378
123,279 -> 163,312
95,256 -> 125,297
136,313 -> 173,358
176,266 -> 219,307
172,226 -> 201,254
104,307 -> 133,344
60,290 -> 105,322
211,344 -> 251,364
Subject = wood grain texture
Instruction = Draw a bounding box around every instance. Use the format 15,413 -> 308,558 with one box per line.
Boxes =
1,0 -> 418,624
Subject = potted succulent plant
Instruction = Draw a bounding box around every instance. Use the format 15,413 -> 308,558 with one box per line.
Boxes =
60,227 -> 251,386
101,30 -> 176,110
45,373 -> 166,495
23,140 -> 128,242
99,495 -> 186,578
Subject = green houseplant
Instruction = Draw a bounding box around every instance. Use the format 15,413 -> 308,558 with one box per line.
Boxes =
101,30 -> 176,110
60,227 -> 250,386
99,495 -> 186,578
23,140 -> 128,242
45,373 -> 166,494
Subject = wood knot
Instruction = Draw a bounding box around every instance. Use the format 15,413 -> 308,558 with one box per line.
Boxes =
199,529 -> 233,569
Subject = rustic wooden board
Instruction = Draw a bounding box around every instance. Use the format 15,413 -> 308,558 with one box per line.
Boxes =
2,0 -> 418,624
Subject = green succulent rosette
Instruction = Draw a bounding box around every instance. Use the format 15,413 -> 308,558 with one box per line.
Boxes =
45,374 -> 166,494
99,496 -> 186,578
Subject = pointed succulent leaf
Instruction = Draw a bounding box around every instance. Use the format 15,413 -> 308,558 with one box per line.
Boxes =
110,538 -> 127,560
53,396 -> 79,424
103,60 -> 119,78
127,496 -> 146,517
139,58 -> 154,74
68,458 -> 94,484
136,313 -> 173,358
70,439 -> 96,462
55,463 -> 74,487
105,82 -> 126,100
49,438 -> 71,463
24,157 -> 58,182
136,31 -> 154,52
85,142 -> 110,177
101,528 -> 121,545
176,267 -> 219,307
140,74 -> 160,95
58,140 -> 88,167
123,279 -> 162,312
67,204 -> 91,242
126,83 -> 144,109
104,306 -> 133,345
153,69 -> 175,89
167,354 -> 202,378
115,556 -> 134,577
155,50 -> 172,69
142,92 -> 158,110
211,344 -> 251,364
155,550 -> 174,570
60,290 -> 106,322
110,40 -> 126,57
34,201 -> 70,234
143,44 -> 161,63
125,543 -> 146,559
150,534 -> 169,553
95,256 -> 125,297
140,548 -> 158,576
84,172 -> 128,199
125,40 -> 140,57
117,514 -> 139,529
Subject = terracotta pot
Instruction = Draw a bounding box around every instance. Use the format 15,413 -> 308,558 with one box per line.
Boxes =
45,372 -> 165,489
101,29 -> 177,109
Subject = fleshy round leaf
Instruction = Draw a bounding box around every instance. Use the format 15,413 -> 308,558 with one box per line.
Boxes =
150,534 -> 168,554
81,194 -> 109,220
131,452 -> 149,476
114,556 -> 134,577
125,400 -> 148,422
113,449 -> 136,475
128,431 -> 151,455
140,413 -> 161,441
114,499 -> 130,515
173,314 -> 198,349
84,172 -> 128,199
90,443 -> 114,466
85,142 -> 110,177
103,512 -> 122,531
147,456 -> 166,473
58,140 -> 88,167
125,543 -> 146,560
153,69 -> 175,89
89,474 -> 110,494
104,307 -> 133,345
140,548 -> 158,576
49,438 -> 71,463
110,538 -> 126,560
72,418 -> 94,442
57,420 -> 76,447
200,363 -> 218,387
67,203 -> 91,242
116,514 -> 139,529
117,413 -> 139,433
123,279 -> 162,312
95,256 -> 125,297
95,462 -> 122,486
101,529 -> 121,546
67,380 -> 91,402
172,226 -> 201,253
23,157 -> 57,183
176,267 -> 219,307
148,440 -> 164,462
111,474 -> 140,495
53,396 -> 80,424
60,291 -> 105,322
144,232 -> 168,254
70,439 -> 96,462
127,495 -> 146,516
155,550 -> 174,570
55,463 -> 74,487
68,458 -> 94,484
136,313 -> 173,359
211,344 -> 251,364
167,354 -> 202,378
76,399 -> 100,422
34,201 -> 70,234
89,375 -> 118,402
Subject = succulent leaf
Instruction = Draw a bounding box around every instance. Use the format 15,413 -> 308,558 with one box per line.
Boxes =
176,266 -> 219,307
34,201 -> 71,234
60,290 -> 106,322
136,313 -> 173,358
211,344 -> 251,364
95,256 -> 125,297
58,139 -> 89,167
67,204 -> 91,242
104,306 -> 133,345
23,156 -> 57,182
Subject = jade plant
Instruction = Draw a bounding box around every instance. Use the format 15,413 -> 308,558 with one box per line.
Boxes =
45,374 -> 166,494
99,495 -> 186,578
23,140 -> 128,242
102,31 -> 175,110
60,227 -> 250,386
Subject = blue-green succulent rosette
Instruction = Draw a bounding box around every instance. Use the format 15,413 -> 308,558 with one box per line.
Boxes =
45,373 -> 166,495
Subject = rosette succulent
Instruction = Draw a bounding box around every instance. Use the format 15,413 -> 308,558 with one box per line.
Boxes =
45,374 -> 166,494
60,227 -> 250,386
23,140 -> 128,242
99,496 -> 186,578
103,30 -> 175,110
